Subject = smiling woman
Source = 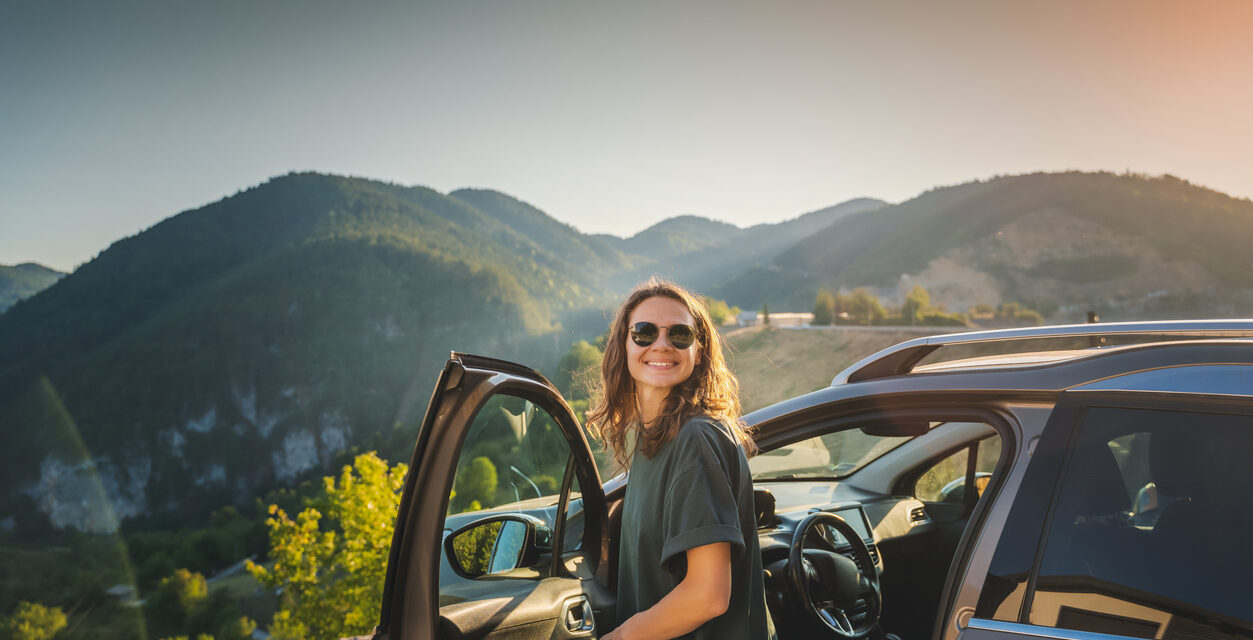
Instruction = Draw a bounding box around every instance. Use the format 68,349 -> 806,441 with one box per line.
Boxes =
586,279 -> 774,640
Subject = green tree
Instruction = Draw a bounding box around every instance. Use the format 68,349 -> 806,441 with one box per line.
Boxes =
146,568 -> 209,637
185,590 -> 257,640
833,291 -> 852,323
452,456 -> 499,513
846,288 -> 887,325
449,520 -> 504,577
554,340 -> 602,401
812,290 -> 836,326
701,297 -> 738,326
3,602 -> 67,640
997,302 -> 1044,325
247,452 -> 407,640
901,285 -> 931,325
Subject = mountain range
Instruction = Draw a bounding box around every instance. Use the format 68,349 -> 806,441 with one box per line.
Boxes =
2,170 -> 1250,532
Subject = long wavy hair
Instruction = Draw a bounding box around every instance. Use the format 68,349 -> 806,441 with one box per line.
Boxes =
586,278 -> 755,472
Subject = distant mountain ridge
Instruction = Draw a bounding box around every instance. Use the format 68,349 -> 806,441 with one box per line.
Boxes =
608,198 -> 888,291
3,170 -> 1249,533
0,262 -> 64,313
735,172 -> 1253,316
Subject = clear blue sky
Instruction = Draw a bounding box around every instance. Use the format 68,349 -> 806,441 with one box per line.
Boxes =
3,0 -> 1251,272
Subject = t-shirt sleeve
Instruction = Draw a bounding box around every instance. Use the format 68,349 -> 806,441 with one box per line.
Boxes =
658,429 -> 746,567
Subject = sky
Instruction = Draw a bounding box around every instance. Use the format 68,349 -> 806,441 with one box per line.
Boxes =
3,1 -> 1252,273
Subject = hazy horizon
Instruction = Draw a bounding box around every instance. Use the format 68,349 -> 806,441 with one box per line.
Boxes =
4,0 -> 1252,272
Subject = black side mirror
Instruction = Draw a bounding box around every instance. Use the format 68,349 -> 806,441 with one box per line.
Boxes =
445,514 -> 553,578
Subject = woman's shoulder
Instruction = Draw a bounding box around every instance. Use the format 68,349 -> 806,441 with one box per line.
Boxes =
676,414 -> 740,450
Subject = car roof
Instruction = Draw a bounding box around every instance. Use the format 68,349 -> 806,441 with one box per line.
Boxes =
832,319 -> 1253,384
1071,363 -> 1253,398
744,321 -> 1253,428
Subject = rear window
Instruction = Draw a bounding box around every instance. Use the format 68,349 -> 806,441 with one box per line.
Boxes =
979,403 -> 1253,638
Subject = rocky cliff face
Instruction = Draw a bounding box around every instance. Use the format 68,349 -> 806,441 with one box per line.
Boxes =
33,456 -> 151,534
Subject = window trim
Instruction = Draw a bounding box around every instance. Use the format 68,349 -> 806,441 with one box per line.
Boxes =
966,617 -> 1137,640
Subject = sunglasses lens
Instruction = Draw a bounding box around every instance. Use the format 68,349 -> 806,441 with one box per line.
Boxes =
630,322 -> 659,347
668,324 -> 696,349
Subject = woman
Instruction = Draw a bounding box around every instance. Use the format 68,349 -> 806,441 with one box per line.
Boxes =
591,279 -> 773,640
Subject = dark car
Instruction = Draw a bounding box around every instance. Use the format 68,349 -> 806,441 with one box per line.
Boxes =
371,320 -> 1253,640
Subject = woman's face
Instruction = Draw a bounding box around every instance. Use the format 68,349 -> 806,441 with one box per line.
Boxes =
625,296 -> 701,397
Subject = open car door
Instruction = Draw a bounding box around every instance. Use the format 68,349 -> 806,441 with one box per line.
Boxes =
374,353 -> 614,640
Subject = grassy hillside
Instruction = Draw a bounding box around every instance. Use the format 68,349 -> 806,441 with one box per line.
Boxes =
725,325 -> 942,412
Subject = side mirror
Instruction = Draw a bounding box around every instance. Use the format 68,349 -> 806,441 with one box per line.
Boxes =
445,514 -> 553,578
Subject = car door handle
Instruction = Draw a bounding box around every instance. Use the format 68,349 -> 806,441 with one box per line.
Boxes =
563,596 -> 595,634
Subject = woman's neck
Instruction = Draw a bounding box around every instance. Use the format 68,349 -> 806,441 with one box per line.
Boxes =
635,388 -> 668,426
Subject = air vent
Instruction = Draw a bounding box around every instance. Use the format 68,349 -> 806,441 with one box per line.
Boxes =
910,505 -> 930,524
842,544 -> 879,571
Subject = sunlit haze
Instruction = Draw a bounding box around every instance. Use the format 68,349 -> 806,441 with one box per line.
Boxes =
3,0 -> 1252,272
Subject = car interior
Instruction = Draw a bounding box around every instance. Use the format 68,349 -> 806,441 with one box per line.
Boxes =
436,400 -> 1012,640
437,397 -> 1012,640
740,416 -> 1005,640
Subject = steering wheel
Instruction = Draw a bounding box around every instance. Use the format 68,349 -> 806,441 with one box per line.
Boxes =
787,511 -> 882,638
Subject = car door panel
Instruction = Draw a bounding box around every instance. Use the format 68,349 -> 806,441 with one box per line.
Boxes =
376,354 -> 611,640
438,577 -> 597,640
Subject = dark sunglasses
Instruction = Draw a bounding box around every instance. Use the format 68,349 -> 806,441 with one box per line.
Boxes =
629,322 -> 697,349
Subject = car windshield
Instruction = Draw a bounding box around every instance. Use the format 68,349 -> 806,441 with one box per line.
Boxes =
749,427 -> 918,480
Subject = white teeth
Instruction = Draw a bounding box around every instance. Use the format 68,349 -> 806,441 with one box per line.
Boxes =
646,361 -> 675,367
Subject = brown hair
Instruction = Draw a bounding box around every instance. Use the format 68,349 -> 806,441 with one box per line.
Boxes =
586,278 -> 755,472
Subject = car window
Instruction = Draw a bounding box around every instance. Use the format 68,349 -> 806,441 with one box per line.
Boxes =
447,394 -> 569,516
914,435 -> 1001,503
440,393 -> 575,604
750,427 -> 914,480
1028,406 -> 1253,637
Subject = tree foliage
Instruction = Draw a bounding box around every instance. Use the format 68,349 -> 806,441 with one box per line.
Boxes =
553,340 -> 602,401
451,456 -> 498,514
700,296 -> 739,326
996,302 -> 1045,325
247,452 -> 407,640
145,568 -> 255,640
2,601 -> 67,640
812,290 -> 836,326
846,288 -> 887,325
901,285 -> 930,325
448,521 -> 504,577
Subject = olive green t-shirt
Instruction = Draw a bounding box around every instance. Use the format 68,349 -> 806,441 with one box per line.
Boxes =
615,416 -> 774,640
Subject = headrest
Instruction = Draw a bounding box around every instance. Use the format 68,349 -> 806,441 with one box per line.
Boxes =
1150,428 -> 1205,497
1072,441 -> 1130,517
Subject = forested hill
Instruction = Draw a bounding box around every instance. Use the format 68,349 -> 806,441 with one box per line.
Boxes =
0,173 -> 633,532
0,262 -> 64,313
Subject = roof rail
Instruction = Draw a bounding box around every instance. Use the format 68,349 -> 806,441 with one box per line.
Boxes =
832,319 -> 1253,385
